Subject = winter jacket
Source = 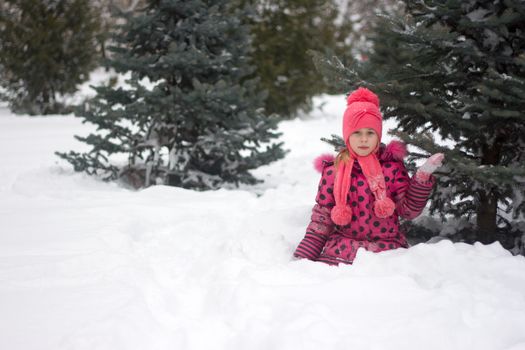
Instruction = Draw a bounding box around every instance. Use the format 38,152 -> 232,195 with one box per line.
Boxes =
293,141 -> 435,265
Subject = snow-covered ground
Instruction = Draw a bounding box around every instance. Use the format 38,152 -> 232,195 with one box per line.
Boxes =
1,93 -> 525,350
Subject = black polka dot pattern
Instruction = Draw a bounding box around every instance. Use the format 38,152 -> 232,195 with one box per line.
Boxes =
315,166 -> 335,206
308,157 -> 408,263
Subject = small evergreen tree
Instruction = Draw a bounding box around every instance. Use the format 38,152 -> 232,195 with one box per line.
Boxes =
0,0 -> 101,115
312,0 -> 525,251
57,0 -> 286,190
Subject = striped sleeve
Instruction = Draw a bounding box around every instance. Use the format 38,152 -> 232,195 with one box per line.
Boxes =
294,204 -> 334,260
392,162 -> 435,220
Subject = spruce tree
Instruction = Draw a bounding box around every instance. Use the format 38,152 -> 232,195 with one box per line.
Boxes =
312,0 -> 525,250
0,0 -> 101,115
240,0 -> 354,118
57,0 -> 286,190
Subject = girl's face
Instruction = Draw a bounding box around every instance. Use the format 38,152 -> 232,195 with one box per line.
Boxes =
348,128 -> 379,157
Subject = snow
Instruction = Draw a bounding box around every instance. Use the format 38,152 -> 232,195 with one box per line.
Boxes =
1,94 -> 525,350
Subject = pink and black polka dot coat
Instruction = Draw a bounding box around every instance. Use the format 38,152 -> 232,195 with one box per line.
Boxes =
294,141 -> 435,265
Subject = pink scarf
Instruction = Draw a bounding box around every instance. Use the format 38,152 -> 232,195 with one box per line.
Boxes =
330,88 -> 396,226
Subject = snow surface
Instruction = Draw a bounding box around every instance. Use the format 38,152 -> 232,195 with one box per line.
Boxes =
1,96 -> 525,350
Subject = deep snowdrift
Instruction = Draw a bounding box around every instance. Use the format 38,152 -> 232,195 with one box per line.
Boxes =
1,97 -> 525,350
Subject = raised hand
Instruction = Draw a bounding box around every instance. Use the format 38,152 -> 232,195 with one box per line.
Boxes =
414,153 -> 444,183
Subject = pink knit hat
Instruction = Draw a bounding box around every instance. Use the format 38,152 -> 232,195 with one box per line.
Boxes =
331,87 -> 396,226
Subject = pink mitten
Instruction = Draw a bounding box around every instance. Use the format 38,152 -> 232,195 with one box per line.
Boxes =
414,153 -> 444,183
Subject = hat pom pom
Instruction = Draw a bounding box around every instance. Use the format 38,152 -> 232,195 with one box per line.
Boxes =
331,205 -> 353,226
373,197 -> 395,218
347,87 -> 379,107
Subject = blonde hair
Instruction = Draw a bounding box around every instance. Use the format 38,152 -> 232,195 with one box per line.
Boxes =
334,148 -> 351,169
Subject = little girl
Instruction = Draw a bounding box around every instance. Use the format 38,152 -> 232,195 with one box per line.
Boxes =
294,87 -> 444,265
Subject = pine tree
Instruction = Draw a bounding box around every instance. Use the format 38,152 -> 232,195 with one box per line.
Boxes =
89,0 -> 149,60
312,0 -> 525,250
57,0 -> 286,190
239,0 -> 354,118
0,0 -> 101,115
336,0 -> 405,60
